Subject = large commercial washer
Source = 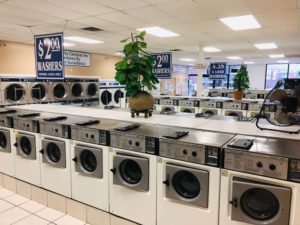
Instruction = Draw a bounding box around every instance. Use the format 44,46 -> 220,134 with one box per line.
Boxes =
67,77 -> 85,103
27,78 -> 51,104
50,79 -> 69,103
220,135 -> 300,225
109,123 -> 174,225
0,77 -> 29,105
157,129 -> 234,225
70,118 -> 131,211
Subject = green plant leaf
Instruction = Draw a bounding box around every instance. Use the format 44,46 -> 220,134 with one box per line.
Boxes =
120,37 -> 130,43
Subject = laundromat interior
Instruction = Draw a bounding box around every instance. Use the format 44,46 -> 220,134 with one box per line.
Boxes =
1,0 -> 300,225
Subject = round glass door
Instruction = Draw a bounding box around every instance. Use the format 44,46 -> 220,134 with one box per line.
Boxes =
119,159 -> 142,184
53,84 -> 66,99
114,90 -> 124,103
46,143 -> 61,163
240,188 -> 279,221
5,84 -> 25,102
101,91 -> 112,105
204,110 -> 214,115
87,84 -> 98,97
31,84 -> 46,100
71,83 -> 83,97
80,150 -> 97,172
172,170 -> 200,199
228,112 -> 240,117
0,132 -> 7,149
20,136 -> 32,155
183,109 -> 192,113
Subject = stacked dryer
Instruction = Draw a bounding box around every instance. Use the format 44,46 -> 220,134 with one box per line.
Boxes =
99,80 -> 125,108
157,129 -> 234,225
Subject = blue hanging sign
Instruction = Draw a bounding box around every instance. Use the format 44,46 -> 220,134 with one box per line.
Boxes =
34,33 -> 64,79
151,52 -> 172,78
209,62 -> 227,80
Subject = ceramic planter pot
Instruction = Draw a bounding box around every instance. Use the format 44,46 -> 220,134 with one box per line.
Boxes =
128,91 -> 154,111
234,90 -> 244,100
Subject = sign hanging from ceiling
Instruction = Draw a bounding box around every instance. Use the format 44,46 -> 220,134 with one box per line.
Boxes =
209,62 -> 227,80
64,50 -> 91,67
34,33 -> 64,79
151,52 -> 172,78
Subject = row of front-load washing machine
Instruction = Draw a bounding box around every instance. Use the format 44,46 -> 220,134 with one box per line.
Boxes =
0,108 -> 300,225
155,97 -> 278,119
0,77 -> 99,106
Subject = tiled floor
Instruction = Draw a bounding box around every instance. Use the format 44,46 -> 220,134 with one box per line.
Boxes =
0,186 -> 89,225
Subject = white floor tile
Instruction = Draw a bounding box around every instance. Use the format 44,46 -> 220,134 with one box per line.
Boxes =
0,199 -> 14,213
12,214 -> 50,225
36,207 -> 64,222
0,188 -> 15,199
0,207 -> 30,225
54,214 -> 85,225
4,194 -> 29,205
19,200 -> 46,213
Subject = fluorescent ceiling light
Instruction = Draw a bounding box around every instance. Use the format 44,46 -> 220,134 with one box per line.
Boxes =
277,60 -> 289,63
203,47 -> 222,53
137,26 -> 179,37
64,36 -> 103,44
269,54 -> 285,58
179,58 -> 196,62
220,15 -> 261,31
63,42 -> 75,47
244,61 -> 255,64
255,43 -> 277,50
227,56 -> 242,60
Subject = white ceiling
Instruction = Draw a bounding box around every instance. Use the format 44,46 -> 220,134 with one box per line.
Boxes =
0,0 -> 300,64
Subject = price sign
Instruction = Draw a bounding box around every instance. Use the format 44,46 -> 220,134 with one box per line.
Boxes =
209,62 -> 227,80
151,52 -> 172,78
34,33 -> 64,79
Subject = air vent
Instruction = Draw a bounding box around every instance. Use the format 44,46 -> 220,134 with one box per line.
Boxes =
205,57 -> 212,60
169,48 -> 182,52
81,27 -> 103,32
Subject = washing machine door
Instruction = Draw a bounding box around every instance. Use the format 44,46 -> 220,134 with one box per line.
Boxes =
16,133 -> 36,160
164,164 -> 209,208
114,89 -> 124,104
41,139 -> 66,168
226,111 -> 242,118
5,84 -> 25,103
87,83 -> 98,97
112,153 -> 149,191
101,90 -> 112,106
31,83 -> 47,101
73,145 -> 103,178
53,83 -> 67,99
203,109 -> 217,116
230,177 -> 291,225
0,129 -> 11,153
71,83 -> 83,98
182,108 -> 195,113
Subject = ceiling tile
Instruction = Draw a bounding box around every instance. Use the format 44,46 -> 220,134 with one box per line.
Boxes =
91,0 -> 148,10
245,0 -> 297,13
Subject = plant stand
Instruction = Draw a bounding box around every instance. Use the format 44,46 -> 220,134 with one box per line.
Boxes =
130,109 -> 153,118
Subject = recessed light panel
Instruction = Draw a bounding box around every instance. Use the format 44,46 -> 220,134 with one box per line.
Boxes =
220,15 -> 261,31
269,54 -> 285,58
244,61 -> 255,64
277,60 -> 289,63
227,56 -> 242,60
179,58 -> 196,62
137,26 -> 179,37
63,42 -> 75,47
203,47 -> 222,52
64,36 -> 103,44
255,43 -> 277,50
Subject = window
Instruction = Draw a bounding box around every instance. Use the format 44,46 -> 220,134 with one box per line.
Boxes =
288,64 -> 300,78
265,64 -> 288,89
228,65 -> 242,89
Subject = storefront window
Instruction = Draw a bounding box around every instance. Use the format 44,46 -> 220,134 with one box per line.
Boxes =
265,64 -> 288,89
228,65 -> 242,89
288,64 -> 300,78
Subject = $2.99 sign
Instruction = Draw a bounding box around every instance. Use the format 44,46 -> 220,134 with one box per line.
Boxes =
34,33 -> 64,79
151,52 -> 172,78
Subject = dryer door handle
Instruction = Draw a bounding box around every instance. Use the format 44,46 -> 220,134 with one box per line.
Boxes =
72,157 -> 78,163
110,168 -> 116,174
163,179 -> 170,186
229,198 -> 238,208
39,149 -> 44,154
14,142 -> 18,147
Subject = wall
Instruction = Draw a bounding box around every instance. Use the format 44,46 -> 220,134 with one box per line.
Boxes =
247,64 -> 266,89
0,41 -> 121,79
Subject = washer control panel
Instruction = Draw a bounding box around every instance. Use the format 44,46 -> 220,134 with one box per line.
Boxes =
289,159 -> 300,182
160,99 -> 174,106
0,117 -> 12,128
201,100 -> 216,108
224,149 -> 289,180
110,132 -> 146,153
40,122 -> 70,138
14,118 -> 39,133
71,126 -> 109,146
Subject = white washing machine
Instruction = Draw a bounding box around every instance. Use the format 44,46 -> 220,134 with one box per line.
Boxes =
112,86 -> 126,108
157,130 -> 234,225
159,98 -> 178,113
220,135 -> 300,225
178,99 -> 200,114
27,78 -> 51,104
69,119 -> 130,211
99,82 -> 113,107
247,102 -> 276,119
109,124 -> 173,225
0,77 -> 29,105
0,110 -> 18,176
38,115 -> 84,197
222,101 -> 247,118
200,99 -> 222,116
12,112 -> 43,186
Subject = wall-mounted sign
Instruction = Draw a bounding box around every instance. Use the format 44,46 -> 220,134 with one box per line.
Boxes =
34,33 -> 64,79
64,50 -> 91,67
209,62 -> 227,80
151,52 -> 172,78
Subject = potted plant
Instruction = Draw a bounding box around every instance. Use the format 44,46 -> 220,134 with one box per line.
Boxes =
233,64 -> 250,100
115,31 -> 159,117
